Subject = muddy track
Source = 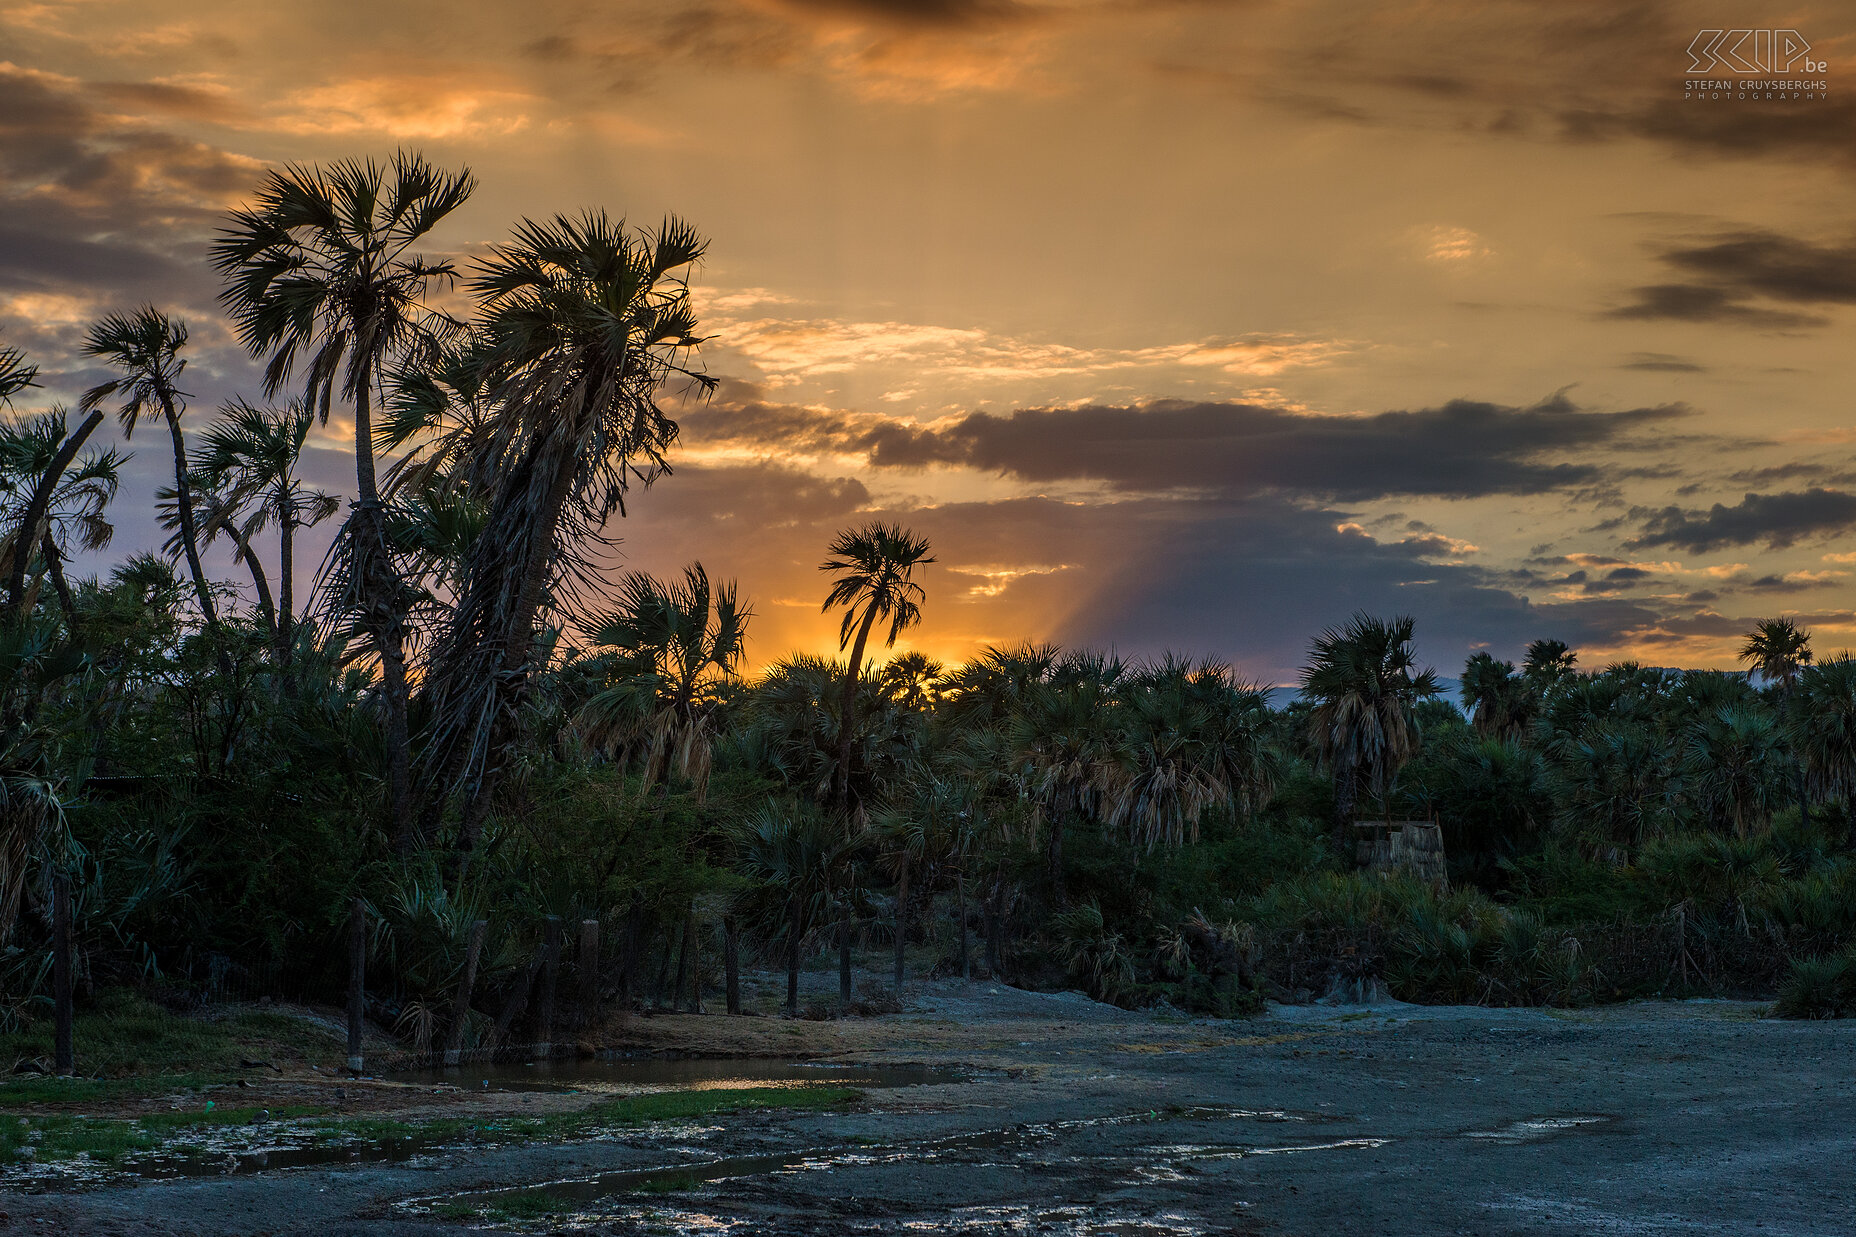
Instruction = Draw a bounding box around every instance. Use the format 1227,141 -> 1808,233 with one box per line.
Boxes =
4,982 -> 1853,1235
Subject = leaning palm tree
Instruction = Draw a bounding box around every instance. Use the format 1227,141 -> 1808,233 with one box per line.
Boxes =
191,399 -> 340,661
1300,612 -> 1440,855
80,308 -> 217,630
572,563 -> 750,801
419,211 -> 713,855
0,410 -> 123,628
212,151 -> 476,821
819,522 -> 935,809
156,479 -> 277,634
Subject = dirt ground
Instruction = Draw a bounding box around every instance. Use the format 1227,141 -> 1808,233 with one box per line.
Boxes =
3,971 -> 1854,1236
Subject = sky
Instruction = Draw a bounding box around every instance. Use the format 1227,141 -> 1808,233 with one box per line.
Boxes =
3,0 -> 1854,684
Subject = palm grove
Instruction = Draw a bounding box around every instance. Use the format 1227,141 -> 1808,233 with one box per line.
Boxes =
5,152 -> 1856,1054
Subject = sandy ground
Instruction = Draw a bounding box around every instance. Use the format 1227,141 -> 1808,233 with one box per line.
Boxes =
3,974 -> 1854,1236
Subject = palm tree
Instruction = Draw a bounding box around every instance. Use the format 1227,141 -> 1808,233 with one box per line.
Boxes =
1740,618 -> 1813,822
1547,720 -> 1672,853
191,399 -> 340,662
1461,651 -> 1531,740
1796,657 -> 1856,842
1099,659 -> 1278,851
1010,655 -> 1121,906
0,341 -> 37,408
157,479 -> 277,635
212,151 -> 476,822
732,799 -> 845,1016
572,563 -> 750,800
1683,704 -> 1785,837
0,411 -> 123,628
879,650 -> 943,712
1521,638 -> 1577,691
80,309 -> 217,630
1300,612 -> 1440,855
420,211 -> 712,855
820,522 -> 935,809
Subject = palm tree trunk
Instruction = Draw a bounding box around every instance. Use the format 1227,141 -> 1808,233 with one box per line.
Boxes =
723,915 -> 741,1014
234,530 -> 277,636
39,535 -> 76,632
162,404 -> 217,629
1333,766 -> 1358,860
787,896 -> 802,1017
957,869 -> 969,981
1047,812 -> 1067,908
436,440 -> 580,857
4,410 -> 102,616
349,380 -> 415,844
838,908 -> 852,1012
834,605 -> 880,809
893,857 -> 909,994
277,486 -> 294,665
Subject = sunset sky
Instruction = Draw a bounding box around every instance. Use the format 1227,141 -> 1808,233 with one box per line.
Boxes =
4,0 -> 1854,683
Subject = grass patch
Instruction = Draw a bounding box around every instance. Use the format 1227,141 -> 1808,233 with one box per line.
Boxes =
0,991 -> 340,1086
3,1085 -> 862,1174
1,1104 -> 327,1164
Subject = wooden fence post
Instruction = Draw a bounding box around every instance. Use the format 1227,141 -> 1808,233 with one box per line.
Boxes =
444,919 -> 487,1066
536,917 -> 561,1057
578,918 -> 600,1028
52,873 -> 73,1077
346,897 -> 365,1076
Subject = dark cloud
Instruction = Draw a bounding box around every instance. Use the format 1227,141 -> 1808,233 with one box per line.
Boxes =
1607,284 -> 1823,328
1628,488 -> 1856,553
1610,230 -> 1856,328
1620,352 -> 1705,372
687,390 -> 1688,502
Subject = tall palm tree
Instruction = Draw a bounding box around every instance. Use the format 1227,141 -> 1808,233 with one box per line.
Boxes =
0,410 -> 123,628
420,211 -> 712,854
212,151 -> 476,822
191,399 -> 340,661
1300,612 -> 1440,855
820,521 -> 935,808
1739,617 -> 1813,822
80,309 -> 217,630
572,563 -> 750,801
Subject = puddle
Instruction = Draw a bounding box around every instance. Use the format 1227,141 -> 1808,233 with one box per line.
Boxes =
411,1104 -> 1374,1228
1465,1115 -> 1615,1144
391,1058 -> 967,1095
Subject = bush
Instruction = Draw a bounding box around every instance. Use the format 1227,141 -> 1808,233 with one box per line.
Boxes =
1774,950 -> 1856,1018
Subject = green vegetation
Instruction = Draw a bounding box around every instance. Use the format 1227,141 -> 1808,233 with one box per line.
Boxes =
0,1084 -> 859,1168
3,142 -> 1856,1095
